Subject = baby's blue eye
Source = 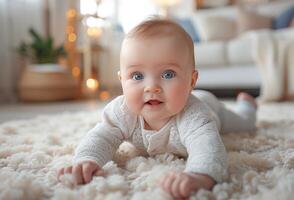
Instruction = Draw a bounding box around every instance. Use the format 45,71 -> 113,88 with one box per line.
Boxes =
132,72 -> 144,80
162,70 -> 176,79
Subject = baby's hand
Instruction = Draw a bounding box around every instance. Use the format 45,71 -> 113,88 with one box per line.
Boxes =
160,171 -> 215,199
57,161 -> 104,185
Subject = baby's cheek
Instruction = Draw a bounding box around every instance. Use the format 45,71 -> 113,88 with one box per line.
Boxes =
124,92 -> 142,114
168,88 -> 189,107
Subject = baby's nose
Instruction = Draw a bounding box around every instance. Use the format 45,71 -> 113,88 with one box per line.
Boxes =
144,85 -> 162,93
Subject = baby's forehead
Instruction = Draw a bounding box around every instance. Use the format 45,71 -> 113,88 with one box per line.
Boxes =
122,34 -> 189,51
121,36 -> 194,67
125,32 -> 186,42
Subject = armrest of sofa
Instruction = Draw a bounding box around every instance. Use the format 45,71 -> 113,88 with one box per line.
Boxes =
246,28 -> 294,102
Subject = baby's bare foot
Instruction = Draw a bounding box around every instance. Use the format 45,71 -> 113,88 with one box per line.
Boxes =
237,92 -> 257,109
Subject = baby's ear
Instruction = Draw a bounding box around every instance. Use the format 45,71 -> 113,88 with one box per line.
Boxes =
117,71 -> 121,81
191,69 -> 198,88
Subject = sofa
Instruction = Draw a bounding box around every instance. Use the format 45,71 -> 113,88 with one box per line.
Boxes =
179,0 -> 294,96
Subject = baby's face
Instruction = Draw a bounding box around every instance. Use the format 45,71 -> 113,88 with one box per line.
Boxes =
119,36 -> 197,124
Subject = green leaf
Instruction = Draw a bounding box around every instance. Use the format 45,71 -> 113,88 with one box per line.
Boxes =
17,27 -> 66,64
17,42 -> 28,57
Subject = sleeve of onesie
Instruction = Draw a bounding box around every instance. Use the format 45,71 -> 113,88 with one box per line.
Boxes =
73,96 -> 137,167
177,99 -> 228,183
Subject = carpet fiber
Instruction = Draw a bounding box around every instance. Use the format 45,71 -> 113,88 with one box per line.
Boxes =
0,102 -> 294,200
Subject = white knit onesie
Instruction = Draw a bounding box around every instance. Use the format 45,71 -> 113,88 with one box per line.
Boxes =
73,93 -> 233,183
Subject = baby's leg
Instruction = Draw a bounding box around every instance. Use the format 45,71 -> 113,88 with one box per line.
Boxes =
192,90 -> 223,130
219,93 -> 257,133
192,90 -> 257,133
192,90 -> 222,114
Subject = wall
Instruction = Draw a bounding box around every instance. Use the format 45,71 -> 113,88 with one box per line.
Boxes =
0,0 -> 45,103
0,0 -> 11,102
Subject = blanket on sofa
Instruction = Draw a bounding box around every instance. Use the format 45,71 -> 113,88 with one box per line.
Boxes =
253,28 -> 294,102
1,102 -> 294,200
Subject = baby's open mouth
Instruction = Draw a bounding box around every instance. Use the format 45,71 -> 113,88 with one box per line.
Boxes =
146,100 -> 163,105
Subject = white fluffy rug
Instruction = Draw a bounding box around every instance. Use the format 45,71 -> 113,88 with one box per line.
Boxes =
1,102 -> 294,200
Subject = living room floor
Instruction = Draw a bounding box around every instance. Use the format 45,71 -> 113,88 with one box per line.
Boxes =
1,98 -> 294,199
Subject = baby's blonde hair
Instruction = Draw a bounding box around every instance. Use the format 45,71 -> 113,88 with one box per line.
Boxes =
125,17 -> 195,67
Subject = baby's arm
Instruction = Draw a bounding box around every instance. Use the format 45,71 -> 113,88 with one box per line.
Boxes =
57,122 -> 120,185
160,171 -> 215,199
159,125 -> 226,198
159,122 -> 226,198
161,99 -> 228,198
58,96 -> 135,184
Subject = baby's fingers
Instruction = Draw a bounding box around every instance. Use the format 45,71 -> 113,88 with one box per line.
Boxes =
73,164 -> 84,184
57,166 -> 72,181
64,166 -> 73,174
171,176 -> 183,199
160,172 -> 176,194
94,169 -> 106,177
57,168 -> 65,180
179,178 -> 192,198
82,163 -> 100,183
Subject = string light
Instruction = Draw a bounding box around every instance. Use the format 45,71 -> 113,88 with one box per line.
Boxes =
67,9 -> 76,18
99,90 -> 110,101
86,78 -> 99,90
65,5 -> 80,80
72,67 -> 80,77
87,27 -> 102,37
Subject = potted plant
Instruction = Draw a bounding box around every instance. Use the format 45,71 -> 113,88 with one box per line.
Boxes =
17,28 -> 79,101
18,28 -> 66,65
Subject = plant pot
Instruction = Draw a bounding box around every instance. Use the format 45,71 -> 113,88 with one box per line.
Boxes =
18,64 -> 80,102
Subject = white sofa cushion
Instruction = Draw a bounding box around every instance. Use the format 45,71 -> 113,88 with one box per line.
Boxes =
227,36 -> 254,65
196,15 -> 237,41
195,41 -> 227,67
196,65 -> 261,89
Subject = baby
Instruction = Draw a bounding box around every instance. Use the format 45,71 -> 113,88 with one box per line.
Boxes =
58,18 -> 257,198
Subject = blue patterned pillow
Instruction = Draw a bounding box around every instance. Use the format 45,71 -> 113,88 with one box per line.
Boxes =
273,6 -> 294,29
173,18 -> 200,43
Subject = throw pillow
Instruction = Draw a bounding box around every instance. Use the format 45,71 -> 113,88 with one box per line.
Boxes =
173,18 -> 200,43
237,7 -> 272,34
273,6 -> 294,29
196,16 -> 237,41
